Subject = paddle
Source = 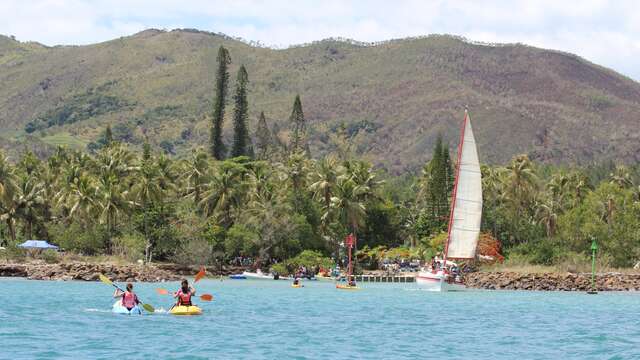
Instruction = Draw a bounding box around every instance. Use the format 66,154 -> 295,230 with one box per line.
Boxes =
155,288 -> 213,301
98,274 -> 155,313
194,266 -> 206,283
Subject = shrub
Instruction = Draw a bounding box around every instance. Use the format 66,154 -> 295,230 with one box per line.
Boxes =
225,224 -> 258,257
172,238 -> 212,266
0,245 -> 26,262
41,249 -> 60,264
47,222 -> 107,255
270,263 -> 288,276
287,250 -> 333,270
113,232 -> 146,262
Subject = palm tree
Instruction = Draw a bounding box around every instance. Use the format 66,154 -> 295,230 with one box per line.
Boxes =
97,173 -> 131,252
535,199 -> 559,237
343,160 -> 381,199
199,162 -> 247,227
155,154 -> 178,193
566,171 -> 591,207
330,176 -> 368,236
15,176 -> 45,239
309,157 -> 339,214
283,151 -> 310,197
610,165 -> 634,189
182,149 -> 210,206
504,154 -> 538,217
65,175 -> 99,225
0,153 -> 19,243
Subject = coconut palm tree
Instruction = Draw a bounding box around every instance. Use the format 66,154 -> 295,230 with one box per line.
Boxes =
535,199 -> 559,237
199,162 -> 247,227
0,153 -> 19,243
15,176 -> 45,239
330,176 -> 368,236
65,174 -> 99,225
504,154 -> 538,217
97,173 -> 131,252
182,149 -> 210,206
609,165 -> 634,189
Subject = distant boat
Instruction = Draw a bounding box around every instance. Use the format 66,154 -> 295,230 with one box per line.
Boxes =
242,269 -> 291,281
416,110 -> 483,291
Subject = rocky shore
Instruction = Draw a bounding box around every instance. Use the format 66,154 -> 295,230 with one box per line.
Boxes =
2,263 -> 639,290
0,262 -> 248,282
465,271 -> 640,291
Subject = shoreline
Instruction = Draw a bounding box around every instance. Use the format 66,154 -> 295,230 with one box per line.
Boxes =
2,262 -> 640,291
0,262 -> 247,282
465,271 -> 640,291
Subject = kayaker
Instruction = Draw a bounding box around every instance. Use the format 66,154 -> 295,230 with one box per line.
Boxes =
113,283 -> 140,310
293,277 -> 300,286
174,279 -> 196,306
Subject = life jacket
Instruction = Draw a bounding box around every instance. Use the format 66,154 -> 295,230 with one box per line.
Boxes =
177,289 -> 192,306
122,291 -> 138,309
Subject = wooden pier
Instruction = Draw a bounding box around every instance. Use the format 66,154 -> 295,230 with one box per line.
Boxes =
352,274 -> 415,283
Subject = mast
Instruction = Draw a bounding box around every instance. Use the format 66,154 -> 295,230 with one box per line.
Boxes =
443,110 -> 468,263
346,233 -> 355,283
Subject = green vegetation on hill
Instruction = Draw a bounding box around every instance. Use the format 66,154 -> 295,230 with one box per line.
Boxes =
1,30 -> 640,172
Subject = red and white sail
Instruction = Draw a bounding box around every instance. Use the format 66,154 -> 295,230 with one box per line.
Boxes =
445,111 -> 483,259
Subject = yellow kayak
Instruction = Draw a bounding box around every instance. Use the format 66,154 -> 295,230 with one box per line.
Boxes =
291,284 -> 304,288
336,284 -> 360,290
169,305 -> 203,316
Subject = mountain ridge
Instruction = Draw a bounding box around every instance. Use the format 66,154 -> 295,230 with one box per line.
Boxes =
1,29 -> 639,172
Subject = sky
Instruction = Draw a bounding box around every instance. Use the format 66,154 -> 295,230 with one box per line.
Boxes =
1,0 -> 639,81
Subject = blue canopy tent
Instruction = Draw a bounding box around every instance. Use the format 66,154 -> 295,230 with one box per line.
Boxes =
18,240 -> 59,250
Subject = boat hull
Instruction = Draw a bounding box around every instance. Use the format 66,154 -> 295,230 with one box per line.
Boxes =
242,271 -> 290,280
416,271 -> 467,292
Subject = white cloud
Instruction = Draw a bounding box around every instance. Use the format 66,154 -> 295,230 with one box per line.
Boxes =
0,0 -> 639,80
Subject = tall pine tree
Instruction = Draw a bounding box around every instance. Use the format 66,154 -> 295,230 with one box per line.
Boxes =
288,95 -> 306,153
231,65 -> 251,158
105,124 -> 114,146
420,134 -> 454,235
210,46 -> 231,160
255,111 -> 272,160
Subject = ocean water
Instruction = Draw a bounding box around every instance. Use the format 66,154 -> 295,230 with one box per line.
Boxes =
1,277 -> 639,359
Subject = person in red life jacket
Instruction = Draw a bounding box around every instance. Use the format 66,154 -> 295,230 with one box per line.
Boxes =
174,279 -> 196,306
113,283 -> 140,310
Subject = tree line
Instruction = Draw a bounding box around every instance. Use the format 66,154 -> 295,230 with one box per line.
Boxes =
1,45 -> 639,269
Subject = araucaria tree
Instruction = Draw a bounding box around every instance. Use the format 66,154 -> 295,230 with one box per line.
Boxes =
231,65 -> 251,158
210,46 -> 231,160
416,135 -> 454,236
288,95 -> 306,153
255,111 -> 272,160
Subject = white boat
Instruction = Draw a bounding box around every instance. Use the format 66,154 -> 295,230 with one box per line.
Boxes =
416,110 -> 483,292
415,260 -> 466,291
242,270 -> 291,281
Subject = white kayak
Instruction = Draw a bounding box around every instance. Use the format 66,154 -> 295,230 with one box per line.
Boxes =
112,301 -> 143,315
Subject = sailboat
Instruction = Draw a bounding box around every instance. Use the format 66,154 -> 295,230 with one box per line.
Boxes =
416,110 -> 483,291
336,233 -> 359,290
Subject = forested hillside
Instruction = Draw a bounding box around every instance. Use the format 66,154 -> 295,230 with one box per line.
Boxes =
1,29 -> 640,172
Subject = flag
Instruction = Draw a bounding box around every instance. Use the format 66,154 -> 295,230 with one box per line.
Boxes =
345,234 -> 355,248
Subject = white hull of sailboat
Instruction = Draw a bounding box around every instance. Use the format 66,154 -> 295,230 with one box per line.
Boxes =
416,271 -> 467,292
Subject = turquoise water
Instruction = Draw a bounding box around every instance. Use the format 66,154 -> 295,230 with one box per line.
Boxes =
1,277 -> 639,359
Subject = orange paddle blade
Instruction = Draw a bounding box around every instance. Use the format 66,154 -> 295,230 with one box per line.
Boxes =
200,294 -> 213,301
195,266 -> 206,283
156,288 -> 170,295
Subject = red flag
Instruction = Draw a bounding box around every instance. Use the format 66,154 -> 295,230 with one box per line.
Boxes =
345,234 -> 354,248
